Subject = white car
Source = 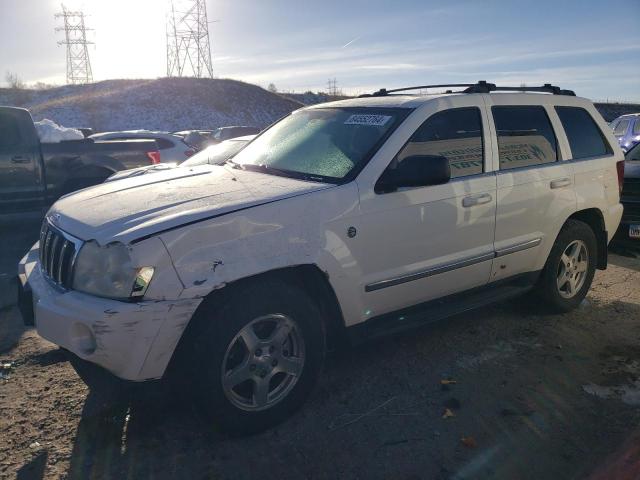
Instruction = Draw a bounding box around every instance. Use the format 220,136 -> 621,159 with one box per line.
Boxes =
19,81 -> 624,434
105,135 -> 256,182
89,130 -> 196,163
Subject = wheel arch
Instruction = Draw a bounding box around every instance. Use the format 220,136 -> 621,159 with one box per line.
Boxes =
167,264 -> 348,377
565,208 -> 608,269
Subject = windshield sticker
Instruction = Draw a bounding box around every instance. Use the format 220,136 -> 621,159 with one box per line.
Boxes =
344,114 -> 392,126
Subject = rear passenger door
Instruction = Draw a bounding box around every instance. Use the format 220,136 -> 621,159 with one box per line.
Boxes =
554,106 -> 619,234
485,100 -> 576,282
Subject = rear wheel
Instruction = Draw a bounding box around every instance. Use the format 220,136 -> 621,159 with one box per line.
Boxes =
185,279 -> 325,435
533,220 -> 597,313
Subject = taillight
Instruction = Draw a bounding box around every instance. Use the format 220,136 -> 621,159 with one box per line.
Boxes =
184,149 -> 195,158
147,151 -> 161,164
616,160 -> 625,195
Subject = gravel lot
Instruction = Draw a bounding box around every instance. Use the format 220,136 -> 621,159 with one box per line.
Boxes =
1,222 -> 640,480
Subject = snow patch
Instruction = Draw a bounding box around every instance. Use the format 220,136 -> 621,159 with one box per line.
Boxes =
34,118 -> 84,143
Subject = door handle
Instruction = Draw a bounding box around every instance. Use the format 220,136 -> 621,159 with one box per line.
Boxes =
550,178 -> 571,189
11,155 -> 29,164
462,193 -> 492,207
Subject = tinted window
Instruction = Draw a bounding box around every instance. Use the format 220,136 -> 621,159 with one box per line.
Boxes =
0,112 -> 23,148
396,108 -> 484,178
633,119 -> 640,135
154,138 -> 176,150
492,106 -> 557,170
614,119 -> 630,136
555,107 -> 611,159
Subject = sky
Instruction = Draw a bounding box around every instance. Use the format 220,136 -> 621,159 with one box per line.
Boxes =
0,0 -> 639,101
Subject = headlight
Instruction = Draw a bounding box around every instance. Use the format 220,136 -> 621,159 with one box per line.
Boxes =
72,241 -> 154,300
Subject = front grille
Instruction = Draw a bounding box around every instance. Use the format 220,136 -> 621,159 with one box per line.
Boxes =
39,221 -> 80,288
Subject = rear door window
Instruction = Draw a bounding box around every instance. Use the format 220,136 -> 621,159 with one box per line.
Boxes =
0,112 -> 23,148
395,107 -> 484,179
555,107 -> 612,159
492,106 -> 558,170
633,119 -> 640,135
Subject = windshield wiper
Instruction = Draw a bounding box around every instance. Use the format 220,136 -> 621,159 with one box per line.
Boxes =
225,159 -> 244,170
226,162 -> 332,184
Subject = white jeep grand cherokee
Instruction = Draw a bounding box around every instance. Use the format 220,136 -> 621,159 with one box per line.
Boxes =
19,81 -> 624,434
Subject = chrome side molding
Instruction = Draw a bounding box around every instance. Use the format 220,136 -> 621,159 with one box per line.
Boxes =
365,238 -> 542,292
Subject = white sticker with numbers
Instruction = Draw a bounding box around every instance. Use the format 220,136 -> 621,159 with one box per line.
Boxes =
344,114 -> 392,126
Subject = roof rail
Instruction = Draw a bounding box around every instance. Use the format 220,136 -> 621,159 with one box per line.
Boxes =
359,80 -> 576,97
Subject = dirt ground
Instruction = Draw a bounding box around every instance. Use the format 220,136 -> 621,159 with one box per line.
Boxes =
1,223 -> 640,479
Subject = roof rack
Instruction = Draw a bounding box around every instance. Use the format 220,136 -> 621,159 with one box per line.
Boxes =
358,80 -> 576,97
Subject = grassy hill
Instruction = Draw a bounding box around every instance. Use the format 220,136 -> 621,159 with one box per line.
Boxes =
0,77 -> 303,132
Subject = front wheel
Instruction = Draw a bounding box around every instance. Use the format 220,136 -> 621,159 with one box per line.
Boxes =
533,219 -> 597,313
187,279 -> 325,435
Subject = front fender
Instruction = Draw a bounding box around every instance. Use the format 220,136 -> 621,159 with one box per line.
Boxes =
158,183 -> 364,324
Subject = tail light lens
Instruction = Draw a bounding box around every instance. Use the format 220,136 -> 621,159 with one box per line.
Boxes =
616,160 -> 625,195
147,151 -> 161,164
184,149 -> 195,158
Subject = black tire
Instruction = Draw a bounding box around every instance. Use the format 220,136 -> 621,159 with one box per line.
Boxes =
184,278 -> 326,435
533,219 -> 597,313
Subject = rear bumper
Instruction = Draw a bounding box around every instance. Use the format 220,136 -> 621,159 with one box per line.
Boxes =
613,220 -> 640,246
612,200 -> 640,246
19,243 -> 201,381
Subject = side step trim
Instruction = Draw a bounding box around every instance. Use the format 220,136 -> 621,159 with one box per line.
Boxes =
350,271 -> 541,343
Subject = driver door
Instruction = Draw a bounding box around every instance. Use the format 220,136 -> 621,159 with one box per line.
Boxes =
353,99 -> 497,322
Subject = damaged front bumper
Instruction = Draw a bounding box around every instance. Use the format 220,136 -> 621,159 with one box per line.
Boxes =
18,243 -> 201,382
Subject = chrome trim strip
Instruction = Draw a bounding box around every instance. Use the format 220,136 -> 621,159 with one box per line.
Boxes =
57,240 -> 69,283
495,238 -> 542,257
365,252 -> 495,292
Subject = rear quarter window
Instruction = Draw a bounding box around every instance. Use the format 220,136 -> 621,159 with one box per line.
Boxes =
555,107 -> 612,159
154,138 -> 176,150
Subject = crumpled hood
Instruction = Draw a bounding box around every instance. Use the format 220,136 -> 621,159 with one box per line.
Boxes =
50,164 -> 333,245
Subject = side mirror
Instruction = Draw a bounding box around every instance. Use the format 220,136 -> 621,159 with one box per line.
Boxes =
376,155 -> 451,193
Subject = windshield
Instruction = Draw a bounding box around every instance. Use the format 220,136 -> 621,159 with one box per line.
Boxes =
231,107 -> 406,182
182,139 -> 250,167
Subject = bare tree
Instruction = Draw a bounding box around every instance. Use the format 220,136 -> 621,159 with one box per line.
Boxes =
5,71 -> 25,90
267,83 -> 278,93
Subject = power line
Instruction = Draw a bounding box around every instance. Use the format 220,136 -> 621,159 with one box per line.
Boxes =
55,3 -> 93,85
327,78 -> 339,96
166,0 -> 214,78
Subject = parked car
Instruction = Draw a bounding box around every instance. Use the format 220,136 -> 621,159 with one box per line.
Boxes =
0,106 -> 160,215
609,113 -> 640,152
105,135 -> 255,182
18,81 -> 624,435
614,143 -> 640,245
209,126 -> 260,143
89,130 -> 195,163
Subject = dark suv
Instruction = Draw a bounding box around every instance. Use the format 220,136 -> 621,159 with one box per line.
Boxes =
615,143 -> 640,245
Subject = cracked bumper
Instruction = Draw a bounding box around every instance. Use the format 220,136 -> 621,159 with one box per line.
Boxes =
19,243 -> 201,381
